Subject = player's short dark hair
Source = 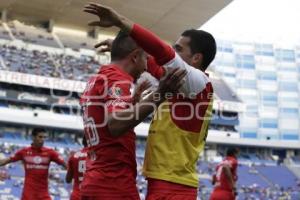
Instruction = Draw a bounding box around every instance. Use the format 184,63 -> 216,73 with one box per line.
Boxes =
32,128 -> 46,137
111,30 -> 138,61
181,29 -> 216,70
82,135 -> 87,147
226,147 -> 239,157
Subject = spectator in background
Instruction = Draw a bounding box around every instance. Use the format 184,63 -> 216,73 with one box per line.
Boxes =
0,128 -> 67,200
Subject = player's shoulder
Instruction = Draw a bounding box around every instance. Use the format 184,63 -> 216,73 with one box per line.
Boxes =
42,146 -> 57,154
85,64 -> 131,90
231,157 -> 238,165
73,149 -> 88,158
223,156 -> 237,166
100,64 -> 133,81
228,156 -> 237,163
202,73 -> 213,89
17,146 -> 30,153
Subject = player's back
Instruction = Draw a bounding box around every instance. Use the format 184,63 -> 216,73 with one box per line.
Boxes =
214,157 -> 237,191
80,64 -> 138,197
69,148 -> 88,200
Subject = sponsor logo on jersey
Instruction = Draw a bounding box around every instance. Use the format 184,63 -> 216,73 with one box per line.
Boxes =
33,156 -> 42,164
108,86 -> 122,98
26,164 -> 48,169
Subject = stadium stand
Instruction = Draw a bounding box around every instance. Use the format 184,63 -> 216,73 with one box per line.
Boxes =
56,32 -> 98,50
0,22 -> 11,41
0,44 -> 101,81
256,165 -> 299,188
8,21 -> 60,48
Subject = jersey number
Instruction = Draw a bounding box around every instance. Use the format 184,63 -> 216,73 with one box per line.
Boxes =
78,160 -> 86,173
85,117 -> 100,147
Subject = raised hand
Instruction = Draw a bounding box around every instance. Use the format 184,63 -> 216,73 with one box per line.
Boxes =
84,3 -> 123,28
94,38 -> 114,52
133,80 -> 152,104
157,68 -> 187,95
84,2 -> 134,33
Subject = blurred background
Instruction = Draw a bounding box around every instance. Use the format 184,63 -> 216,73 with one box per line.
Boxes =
0,0 -> 299,199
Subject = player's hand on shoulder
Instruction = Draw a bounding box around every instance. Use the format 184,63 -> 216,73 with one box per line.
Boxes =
157,67 -> 187,95
133,80 -> 152,103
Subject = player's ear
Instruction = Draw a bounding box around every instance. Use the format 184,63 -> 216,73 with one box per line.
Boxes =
130,49 -> 140,64
192,53 -> 203,66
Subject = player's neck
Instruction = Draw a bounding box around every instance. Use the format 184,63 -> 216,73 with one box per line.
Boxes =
31,143 -> 42,149
111,60 -> 134,78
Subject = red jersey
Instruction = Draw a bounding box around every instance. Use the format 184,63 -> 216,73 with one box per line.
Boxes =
10,145 -> 65,200
67,148 -> 88,200
80,64 -> 139,198
213,156 -> 238,191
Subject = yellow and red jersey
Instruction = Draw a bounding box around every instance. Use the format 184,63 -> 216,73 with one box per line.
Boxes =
143,88 -> 213,187
130,24 -> 214,188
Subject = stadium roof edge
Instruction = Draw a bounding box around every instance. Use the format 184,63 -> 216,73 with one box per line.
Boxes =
0,0 -> 233,42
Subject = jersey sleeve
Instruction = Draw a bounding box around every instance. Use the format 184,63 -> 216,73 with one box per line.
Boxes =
50,150 -> 65,165
146,56 -> 165,80
130,24 -> 210,96
130,24 -> 174,66
164,53 -> 210,96
10,149 -> 24,162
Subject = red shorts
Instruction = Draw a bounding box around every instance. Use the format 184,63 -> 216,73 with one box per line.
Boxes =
81,194 -> 140,200
146,178 -> 197,200
21,194 -> 51,200
70,191 -> 80,200
210,189 -> 235,200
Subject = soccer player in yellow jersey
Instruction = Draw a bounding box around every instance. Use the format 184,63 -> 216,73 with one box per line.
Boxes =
84,3 -> 216,200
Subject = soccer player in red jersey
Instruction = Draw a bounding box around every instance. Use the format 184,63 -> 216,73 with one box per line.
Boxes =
210,148 -> 239,200
66,136 -> 88,200
79,20 -> 187,200
84,3 -> 216,200
0,128 -> 67,200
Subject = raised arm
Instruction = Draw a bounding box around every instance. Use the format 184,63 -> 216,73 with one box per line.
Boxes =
65,156 -> 74,183
129,24 -> 210,95
84,3 -> 210,95
84,3 -> 173,66
51,151 -> 67,169
0,158 -> 12,167
94,39 -> 165,80
1,149 -> 24,166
